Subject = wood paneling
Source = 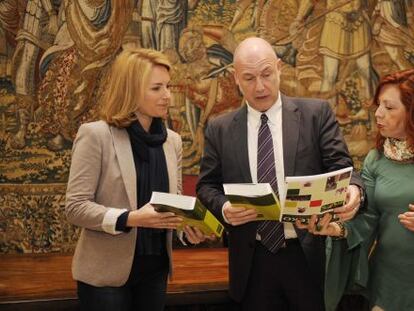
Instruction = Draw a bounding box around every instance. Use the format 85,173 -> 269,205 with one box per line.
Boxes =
0,248 -> 229,304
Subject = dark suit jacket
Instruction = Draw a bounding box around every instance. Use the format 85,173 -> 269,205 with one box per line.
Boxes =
196,94 -> 363,302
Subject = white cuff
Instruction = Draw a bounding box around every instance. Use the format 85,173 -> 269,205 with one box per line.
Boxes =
102,208 -> 128,235
222,201 -> 231,224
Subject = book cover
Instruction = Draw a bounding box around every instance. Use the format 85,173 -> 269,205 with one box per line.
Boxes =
223,183 -> 281,220
149,192 -> 224,237
282,167 -> 353,224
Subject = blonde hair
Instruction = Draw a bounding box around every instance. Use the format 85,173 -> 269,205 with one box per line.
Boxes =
100,48 -> 171,127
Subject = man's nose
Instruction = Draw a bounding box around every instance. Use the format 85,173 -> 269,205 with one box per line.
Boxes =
255,77 -> 265,92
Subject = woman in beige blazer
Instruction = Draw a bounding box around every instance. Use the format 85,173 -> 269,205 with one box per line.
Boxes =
65,48 -> 205,311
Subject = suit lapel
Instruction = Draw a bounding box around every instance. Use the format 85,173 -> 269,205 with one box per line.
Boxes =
230,105 -> 252,183
282,95 -> 300,177
281,95 -> 306,239
110,126 -> 137,210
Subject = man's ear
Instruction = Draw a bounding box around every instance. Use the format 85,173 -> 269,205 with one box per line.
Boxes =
233,69 -> 243,97
233,69 -> 239,85
275,58 -> 282,81
237,85 -> 243,97
275,58 -> 282,71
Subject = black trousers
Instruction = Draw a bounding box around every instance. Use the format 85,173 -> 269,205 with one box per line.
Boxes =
241,240 -> 325,311
77,254 -> 169,311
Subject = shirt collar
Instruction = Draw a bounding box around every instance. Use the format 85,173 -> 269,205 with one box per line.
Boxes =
246,92 -> 282,128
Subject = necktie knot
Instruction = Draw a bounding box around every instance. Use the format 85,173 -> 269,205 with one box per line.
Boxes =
260,113 -> 268,125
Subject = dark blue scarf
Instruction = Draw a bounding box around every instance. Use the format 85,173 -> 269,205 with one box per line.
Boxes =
126,118 -> 169,255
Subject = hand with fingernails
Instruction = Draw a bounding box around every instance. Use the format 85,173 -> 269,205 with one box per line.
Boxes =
332,185 -> 361,221
398,204 -> 414,232
183,225 -> 216,244
296,213 -> 346,238
126,203 -> 183,229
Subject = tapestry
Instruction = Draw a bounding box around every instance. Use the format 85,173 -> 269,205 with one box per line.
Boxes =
1,0 -> 413,253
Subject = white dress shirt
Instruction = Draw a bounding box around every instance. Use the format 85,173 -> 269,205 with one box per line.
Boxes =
246,94 -> 297,239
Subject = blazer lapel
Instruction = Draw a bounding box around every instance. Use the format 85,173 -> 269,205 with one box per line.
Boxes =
230,105 -> 252,183
282,95 -> 300,177
110,126 -> 137,210
281,95 -> 306,239
162,136 -> 177,195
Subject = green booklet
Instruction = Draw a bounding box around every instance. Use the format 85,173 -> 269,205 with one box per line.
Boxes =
150,192 -> 224,237
223,183 -> 282,220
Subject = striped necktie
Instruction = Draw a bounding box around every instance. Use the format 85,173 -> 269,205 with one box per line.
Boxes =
257,113 -> 285,253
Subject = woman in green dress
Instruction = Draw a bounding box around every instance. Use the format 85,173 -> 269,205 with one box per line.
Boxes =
300,69 -> 414,311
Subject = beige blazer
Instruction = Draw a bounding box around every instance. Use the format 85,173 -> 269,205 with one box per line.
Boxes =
65,120 -> 182,287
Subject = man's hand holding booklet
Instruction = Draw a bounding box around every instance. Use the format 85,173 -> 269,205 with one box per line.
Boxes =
223,183 -> 282,220
223,167 -> 353,224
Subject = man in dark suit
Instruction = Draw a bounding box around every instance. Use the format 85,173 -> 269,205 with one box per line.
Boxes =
196,37 -> 364,310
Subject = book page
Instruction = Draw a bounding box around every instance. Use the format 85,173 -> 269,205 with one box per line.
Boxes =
223,183 -> 273,196
150,192 -> 195,210
281,167 -> 353,223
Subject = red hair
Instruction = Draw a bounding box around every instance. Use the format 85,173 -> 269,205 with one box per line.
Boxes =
372,69 -> 414,151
